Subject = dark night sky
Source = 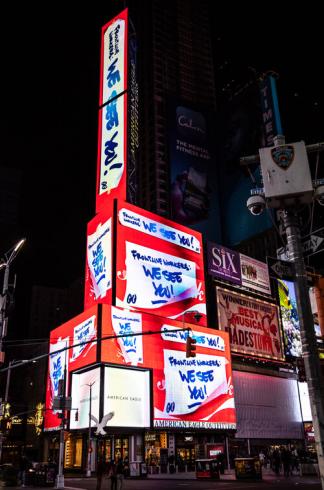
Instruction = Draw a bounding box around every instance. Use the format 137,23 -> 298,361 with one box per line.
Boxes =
1,8 -> 323,315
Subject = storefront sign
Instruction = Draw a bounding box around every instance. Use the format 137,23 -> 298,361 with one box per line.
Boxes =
216,287 -> 284,361
70,367 -> 101,430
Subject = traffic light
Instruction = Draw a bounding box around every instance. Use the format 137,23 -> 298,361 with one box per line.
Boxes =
186,336 -> 197,358
75,409 -> 79,422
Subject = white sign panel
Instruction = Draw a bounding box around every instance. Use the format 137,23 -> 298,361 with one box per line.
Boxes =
111,306 -> 143,365
70,368 -> 101,430
119,207 -> 201,253
102,14 -> 126,105
298,382 -> 312,422
104,367 -> 150,428
99,95 -> 125,196
240,253 -> 271,295
116,242 -> 199,310
160,349 -> 228,417
87,218 -> 112,299
49,337 -> 69,408
70,316 -> 96,363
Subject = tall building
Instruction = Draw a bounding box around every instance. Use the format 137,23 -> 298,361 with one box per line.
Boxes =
122,0 -> 217,218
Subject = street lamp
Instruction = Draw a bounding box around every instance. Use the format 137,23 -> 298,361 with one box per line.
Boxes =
0,238 -> 26,364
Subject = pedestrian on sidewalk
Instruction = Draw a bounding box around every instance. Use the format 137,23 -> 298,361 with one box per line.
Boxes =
108,460 -> 117,490
96,457 -> 106,490
272,448 -> 281,475
116,458 -> 125,490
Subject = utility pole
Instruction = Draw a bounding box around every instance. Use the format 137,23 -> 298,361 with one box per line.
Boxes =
55,350 -> 67,489
282,209 -> 324,487
244,137 -> 324,489
86,381 -> 95,477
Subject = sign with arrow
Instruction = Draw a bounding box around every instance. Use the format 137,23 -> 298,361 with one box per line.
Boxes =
267,257 -> 295,280
302,228 -> 324,256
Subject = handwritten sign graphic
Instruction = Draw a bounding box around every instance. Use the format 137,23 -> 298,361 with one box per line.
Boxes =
97,9 -> 128,211
111,306 -> 143,365
117,242 -> 198,310
162,349 -> 228,416
49,337 -> 69,405
71,316 -> 96,362
101,306 -> 236,429
87,218 -> 112,300
116,201 -> 206,325
119,207 -> 201,253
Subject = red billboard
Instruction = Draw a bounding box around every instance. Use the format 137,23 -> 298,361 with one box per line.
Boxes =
96,9 -> 129,212
44,306 -> 98,431
216,286 -> 284,361
84,204 -> 114,309
101,305 -> 236,430
115,201 -> 207,325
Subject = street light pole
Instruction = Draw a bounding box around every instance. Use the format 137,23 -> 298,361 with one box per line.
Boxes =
86,381 -> 95,477
282,209 -> 324,487
0,238 -> 26,363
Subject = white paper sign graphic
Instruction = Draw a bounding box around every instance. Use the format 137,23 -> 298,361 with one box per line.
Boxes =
49,337 -> 69,408
162,349 -> 228,416
161,325 -> 225,352
71,316 -> 96,362
119,242 -> 198,309
119,208 -> 201,253
111,306 -> 143,365
99,95 -> 125,194
102,17 -> 126,105
87,219 -> 112,299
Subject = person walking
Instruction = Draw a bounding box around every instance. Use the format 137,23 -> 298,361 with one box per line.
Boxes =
108,460 -> 117,490
96,458 -> 106,490
116,458 -> 125,490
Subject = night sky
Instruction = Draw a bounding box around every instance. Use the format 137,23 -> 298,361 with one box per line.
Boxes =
1,8 -> 323,332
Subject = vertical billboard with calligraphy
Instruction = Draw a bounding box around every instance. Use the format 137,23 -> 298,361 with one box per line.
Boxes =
96,9 -> 128,212
84,204 -> 113,309
277,279 -> 302,357
216,286 -> 284,361
44,306 -> 98,431
115,201 -> 207,325
101,305 -> 236,430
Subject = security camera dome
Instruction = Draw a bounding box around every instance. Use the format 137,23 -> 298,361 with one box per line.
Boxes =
314,185 -> 324,206
246,194 -> 266,216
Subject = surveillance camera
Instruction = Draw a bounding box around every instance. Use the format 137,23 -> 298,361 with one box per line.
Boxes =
246,194 -> 266,216
314,185 -> 324,206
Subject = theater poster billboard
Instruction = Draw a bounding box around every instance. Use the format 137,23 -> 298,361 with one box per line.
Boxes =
216,286 -> 284,361
84,204 -> 113,309
96,9 -> 128,212
44,307 -> 98,431
115,201 -> 207,326
207,242 -> 241,285
101,305 -> 236,430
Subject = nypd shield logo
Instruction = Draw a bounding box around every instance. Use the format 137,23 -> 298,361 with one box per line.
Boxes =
271,145 -> 294,170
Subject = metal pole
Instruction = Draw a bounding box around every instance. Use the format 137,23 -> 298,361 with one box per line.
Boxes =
0,264 -> 9,355
55,354 -> 67,489
4,361 -> 12,404
283,209 -> 324,489
86,384 -> 93,477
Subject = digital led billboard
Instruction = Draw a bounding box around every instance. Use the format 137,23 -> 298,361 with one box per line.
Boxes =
70,367 -> 101,430
96,9 -> 129,212
216,286 -> 284,361
277,279 -> 302,357
103,366 -> 151,428
101,305 -> 236,430
44,307 -> 98,431
115,201 -> 207,325
84,205 -> 113,309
